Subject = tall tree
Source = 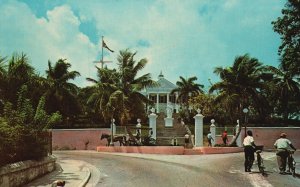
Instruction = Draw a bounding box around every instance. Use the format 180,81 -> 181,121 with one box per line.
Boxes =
265,63 -> 300,120
86,67 -> 119,123
44,59 -> 81,117
87,49 -> 156,125
272,0 -> 300,75
171,76 -> 204,107
0,56 -> 7,103
209,54 -> 269,122
2,53 -> 37,106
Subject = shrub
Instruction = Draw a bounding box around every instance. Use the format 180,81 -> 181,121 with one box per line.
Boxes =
0,87 -> 62,167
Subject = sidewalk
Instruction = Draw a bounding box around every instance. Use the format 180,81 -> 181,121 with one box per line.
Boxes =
25,159 -> 91,187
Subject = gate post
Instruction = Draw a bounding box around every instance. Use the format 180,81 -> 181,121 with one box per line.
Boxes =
236,120 -> 242,147
148,108 -> 157,140
210,119 -> 216,147
194,108 -> 204,147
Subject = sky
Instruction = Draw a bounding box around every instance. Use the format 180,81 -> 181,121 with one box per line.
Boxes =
0,0 -> 285,90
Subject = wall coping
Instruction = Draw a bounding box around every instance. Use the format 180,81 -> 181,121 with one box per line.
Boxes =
51,128 -> 110,131
0,155 -> 56,175
243,127 -> 300,129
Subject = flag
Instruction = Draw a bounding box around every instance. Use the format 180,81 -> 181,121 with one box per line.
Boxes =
102,40 -> 114,53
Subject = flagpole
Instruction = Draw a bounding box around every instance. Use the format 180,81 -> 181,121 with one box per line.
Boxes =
101,36 -> 104,68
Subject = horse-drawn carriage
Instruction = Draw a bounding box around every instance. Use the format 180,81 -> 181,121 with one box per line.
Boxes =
100,126 -> 156,146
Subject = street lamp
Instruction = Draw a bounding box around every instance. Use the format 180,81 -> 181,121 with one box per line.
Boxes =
243,108 -> 249,137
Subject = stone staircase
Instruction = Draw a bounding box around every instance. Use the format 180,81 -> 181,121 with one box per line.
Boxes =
156,113 -> 188,145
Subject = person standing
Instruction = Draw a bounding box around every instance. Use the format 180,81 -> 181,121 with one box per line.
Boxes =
243,130 -> 256,172
207,131 -> 214,147
274,133 -> 297,174
222,130 -> 228,145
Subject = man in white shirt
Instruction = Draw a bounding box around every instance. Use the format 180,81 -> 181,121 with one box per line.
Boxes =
274,133 -> 296,174
243,130 -> 256,172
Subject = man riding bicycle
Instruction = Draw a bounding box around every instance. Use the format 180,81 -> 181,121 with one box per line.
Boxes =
274,133 -> 297,174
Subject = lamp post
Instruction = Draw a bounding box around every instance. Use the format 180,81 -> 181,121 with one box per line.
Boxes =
243,108 -> 249,137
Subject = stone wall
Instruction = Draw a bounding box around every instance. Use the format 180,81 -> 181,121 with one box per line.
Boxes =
0,156 -> 56,187
52,128 -> 110,150
52,127 -> 300,150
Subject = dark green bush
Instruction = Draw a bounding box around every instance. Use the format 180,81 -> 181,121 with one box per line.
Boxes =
0,120 -> 50,167
0,87 -> 61,167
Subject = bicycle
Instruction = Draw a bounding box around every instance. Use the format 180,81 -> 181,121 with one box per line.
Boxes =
287,150 -> 296,177
255,145 -> 265,175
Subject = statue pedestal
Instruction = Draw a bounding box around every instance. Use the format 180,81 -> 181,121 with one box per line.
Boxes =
164,117 -> 173,127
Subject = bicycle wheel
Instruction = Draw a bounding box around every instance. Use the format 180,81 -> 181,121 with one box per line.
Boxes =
257,155 -> 265,175
292,161 -> 296,177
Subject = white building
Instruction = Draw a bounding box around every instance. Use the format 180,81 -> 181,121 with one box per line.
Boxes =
143,72 -> 179,114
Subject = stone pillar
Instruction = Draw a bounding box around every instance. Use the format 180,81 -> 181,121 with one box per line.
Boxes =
110,118 -> 115,146
113,122 -> 116,135
194,108 -> 204,147
210,119 -> 216,147
136,118 -> 142,143
236,120 -> 242,147
136,118 -> 142,135
156,93 -> 159,113
148,108 -> 157,139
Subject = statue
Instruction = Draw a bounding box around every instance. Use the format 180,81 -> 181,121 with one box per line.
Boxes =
167,107 -> 172,118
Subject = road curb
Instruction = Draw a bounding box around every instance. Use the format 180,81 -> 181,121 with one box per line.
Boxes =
79,167 -> 91,187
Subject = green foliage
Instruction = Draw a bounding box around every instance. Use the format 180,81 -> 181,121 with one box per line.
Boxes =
0,86 -> 62,166
34,96 -> 62,129
0,119 -> 50,167
271,0 -> 300,120
272,0 -> 300,63
86,49 -> 156,125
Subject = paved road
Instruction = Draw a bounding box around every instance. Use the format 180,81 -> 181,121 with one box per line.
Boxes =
53,151 -> 300,187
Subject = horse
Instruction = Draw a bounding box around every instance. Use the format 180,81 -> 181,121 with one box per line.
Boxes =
100,133 -> 126,146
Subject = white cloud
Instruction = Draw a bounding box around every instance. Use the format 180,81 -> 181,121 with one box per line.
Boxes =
0,0 -> 284,89
0,1 -> 98,86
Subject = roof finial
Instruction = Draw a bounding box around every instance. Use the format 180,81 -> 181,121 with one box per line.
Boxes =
158,71 -> 164,79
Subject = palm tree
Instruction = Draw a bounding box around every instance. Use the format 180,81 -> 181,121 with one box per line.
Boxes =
3,53 -> 36,106
117,49 -> 156,123
209,54 -> 268,121
86,67 -> 119,123
44,59 -> 81,117
86,49 -> 156,125
0,56 -> 7,98
209,54 -> 269,146
265,62 -> 300,121
171,76 -> 204,108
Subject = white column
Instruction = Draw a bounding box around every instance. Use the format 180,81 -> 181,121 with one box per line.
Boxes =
236,120 -> 242,147
148,108 -> 157,139
167,93 -> 169,103
210,119 -> 216,147
194,109 -> 204,147
175,92 -> 179,113
156,93 -> 159,113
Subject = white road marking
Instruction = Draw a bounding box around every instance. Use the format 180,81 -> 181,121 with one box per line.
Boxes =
262,154 -> 276,161
247,173 -> 273,187
229,166 -> 273,187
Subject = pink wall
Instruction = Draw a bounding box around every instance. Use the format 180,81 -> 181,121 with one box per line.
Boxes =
52,129 -> 110,150
240,127 -> 300,149
52,127 -> 300,150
